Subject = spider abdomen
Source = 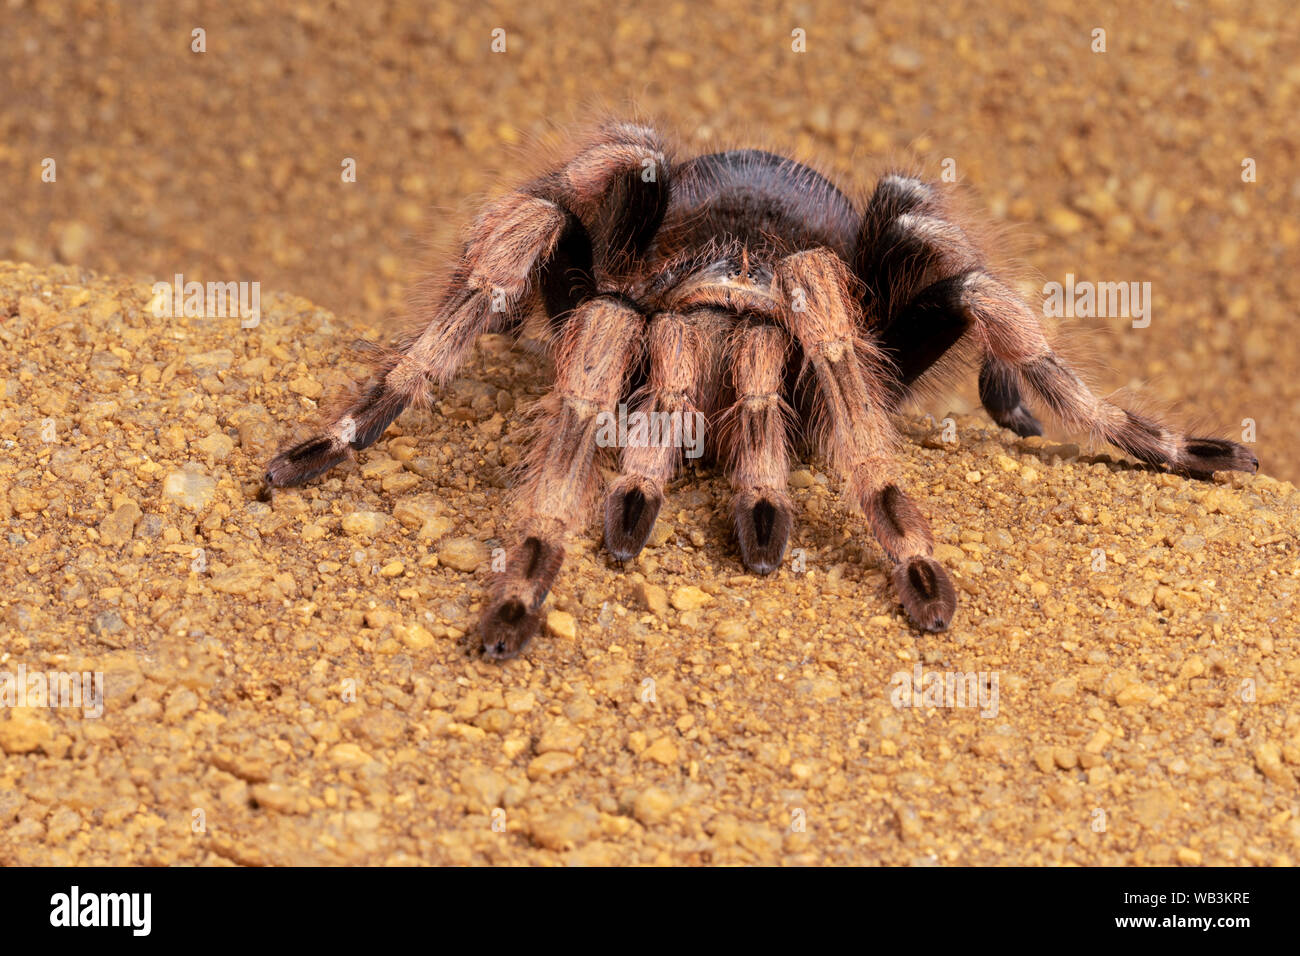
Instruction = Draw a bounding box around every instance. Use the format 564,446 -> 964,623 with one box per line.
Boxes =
659,149 -> 859,260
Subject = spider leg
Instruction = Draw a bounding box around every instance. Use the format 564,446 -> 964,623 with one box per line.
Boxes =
776,247 -> 957,631
265,191 -> 569,486
857,174 -> 1254,475
266,121 -> 672,488
482,124 -> 672,658
481,296 -> 645,660
723,322 -> 796,574
604,309 -> 721,560
956,271 -> 1258,478
977,356 -> 1044,437
855,174 -> 1043,436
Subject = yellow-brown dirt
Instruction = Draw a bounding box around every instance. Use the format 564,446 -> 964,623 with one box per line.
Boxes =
0,262 -> 1296,865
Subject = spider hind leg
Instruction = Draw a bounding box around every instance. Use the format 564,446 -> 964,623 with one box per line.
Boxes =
978,356 -> 1043,437
969,276 -> 1259,477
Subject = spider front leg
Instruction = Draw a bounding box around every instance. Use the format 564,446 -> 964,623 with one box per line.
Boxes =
776,248 -> 957,631
265,191 -> 568,486
266,120 -> 673,489
723,322 -> 796,574
481,296 -> 645,660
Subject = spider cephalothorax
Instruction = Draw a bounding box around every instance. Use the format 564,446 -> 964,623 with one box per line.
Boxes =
266,121 -> 1258,660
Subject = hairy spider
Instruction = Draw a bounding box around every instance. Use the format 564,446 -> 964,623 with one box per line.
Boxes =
266,121 -> 1258,660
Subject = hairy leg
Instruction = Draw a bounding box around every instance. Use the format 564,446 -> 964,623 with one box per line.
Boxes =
265,192 -> 568,487
776,248 -> 957,631
857,174 -> 1254,474
959,271 -> 1258,477
855,173 -> 1043,435
604,309 -> 722,560
481,296 -> 644,660
267,122 -> 672,488
722,322 -> 796,574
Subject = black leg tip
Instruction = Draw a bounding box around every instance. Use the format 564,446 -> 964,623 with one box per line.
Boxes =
604,482 -> 663,561
480,598 -> 540,662
265,436 -> 348,488
734,493 -> 793,575
1178,438 -> 1259,479
998,406 -> 1043,438
892,556 -> 957,632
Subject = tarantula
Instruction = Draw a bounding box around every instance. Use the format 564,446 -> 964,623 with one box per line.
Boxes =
266,121 -> 1258,660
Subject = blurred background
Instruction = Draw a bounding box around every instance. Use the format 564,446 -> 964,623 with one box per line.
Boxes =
2,0 -> 1296,477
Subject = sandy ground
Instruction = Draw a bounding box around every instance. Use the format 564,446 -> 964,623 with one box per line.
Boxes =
0,261 -> 1297,865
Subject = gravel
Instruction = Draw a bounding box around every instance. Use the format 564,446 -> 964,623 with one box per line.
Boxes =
0,261 -> 1296,865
